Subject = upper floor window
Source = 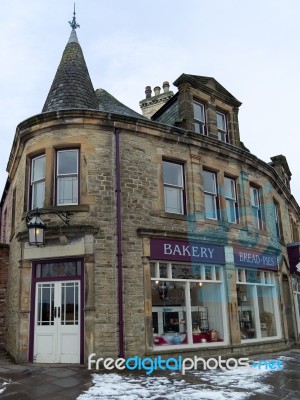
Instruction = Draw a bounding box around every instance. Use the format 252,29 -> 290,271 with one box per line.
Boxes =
193,101 -> 206,135
30,155 -> 45,209
56,149 -> 79,205
1,208 -> 7,242
203,170 -> 218,219
250,186 -> 262,229
274,202 -> 281,239
224,177 -> 238,223
216,111 -> 228,143
163,161 -> 185,214
290,217 -> 299,243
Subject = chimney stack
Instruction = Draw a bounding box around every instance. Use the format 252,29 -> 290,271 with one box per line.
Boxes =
139,81 -> 174,119
163,81 -> 170,93
154,86 -> 161,96
145,86 -> 152,99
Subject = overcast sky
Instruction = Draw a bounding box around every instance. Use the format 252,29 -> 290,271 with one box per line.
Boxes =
0,0 -> 299,203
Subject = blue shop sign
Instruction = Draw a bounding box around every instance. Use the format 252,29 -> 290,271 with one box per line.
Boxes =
233,246 -> 278,270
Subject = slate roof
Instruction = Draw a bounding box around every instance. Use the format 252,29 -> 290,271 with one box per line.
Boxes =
95,88 -> 146,120
42,30 -> 98,112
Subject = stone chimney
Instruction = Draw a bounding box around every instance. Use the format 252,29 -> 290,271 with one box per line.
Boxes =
153,86 -> 161,96
163,81 -> 170,93
269,155 -> 292,191
139,81 -> 174,119
145,86 -> 152,99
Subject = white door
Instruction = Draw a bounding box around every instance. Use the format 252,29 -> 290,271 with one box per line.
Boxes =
34,281 -> 80,363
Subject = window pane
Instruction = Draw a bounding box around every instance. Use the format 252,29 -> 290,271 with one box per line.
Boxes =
172,264 -> 202,279
224,177 -> 235,199
37,261 -> 79,278
237,285 -> 257,339
226,199 -> 237,223
32,181 -> 45,208
203,171 -> 216,194
193,102 -> 204,121
274,203 -> 281,238
250,187 -> 258,206
58,150 -> 78,175
257,286 -> 277,337
190,282 -> 224,343
164,187 -> 183,214
58,176 -> 78,204
163,162 -> 183,186
194,122 -> 204,134
37,284 -> 54,326
246,270 -> 261,284
152,281 -> 187,346
251,206 -> 259,228
205,194 -> 217,219
61,282 -> 79,326
32,156 -> 45,182
217,112 -> 226,130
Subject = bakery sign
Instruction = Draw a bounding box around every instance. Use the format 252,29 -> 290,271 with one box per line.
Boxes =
150,238 -> 225,264
233,246 -> 278,270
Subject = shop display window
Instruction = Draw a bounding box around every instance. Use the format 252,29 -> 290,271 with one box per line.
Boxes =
150,262 -> 226,347
237,268 -> 280,341
292,276 -> 300,334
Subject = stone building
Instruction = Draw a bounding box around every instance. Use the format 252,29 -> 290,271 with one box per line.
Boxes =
0,18 -> 300,364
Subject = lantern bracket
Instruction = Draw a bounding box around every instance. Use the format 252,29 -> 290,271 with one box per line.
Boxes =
26,208 -> 72,226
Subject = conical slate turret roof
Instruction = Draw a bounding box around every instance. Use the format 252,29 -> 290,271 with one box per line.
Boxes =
42,29 -> 98,112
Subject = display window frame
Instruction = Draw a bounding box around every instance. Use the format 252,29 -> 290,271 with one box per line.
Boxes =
292,276 -> 300,335
150,261 -> 229,350
236,268 -> 282,343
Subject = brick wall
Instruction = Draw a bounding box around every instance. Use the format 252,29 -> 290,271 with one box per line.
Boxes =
0,244 -> 9,347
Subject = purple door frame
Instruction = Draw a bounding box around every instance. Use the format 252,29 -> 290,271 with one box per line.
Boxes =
28,258 -> 84,364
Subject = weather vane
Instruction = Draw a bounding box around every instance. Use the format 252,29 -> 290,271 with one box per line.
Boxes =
68,3 -> 80,30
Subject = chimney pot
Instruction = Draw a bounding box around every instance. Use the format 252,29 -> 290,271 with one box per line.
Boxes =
163,81 -> 170,93
154,86 -> 161,96
145,86 -> 152,98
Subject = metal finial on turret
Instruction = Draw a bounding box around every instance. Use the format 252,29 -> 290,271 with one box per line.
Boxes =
68,3 -> 80,30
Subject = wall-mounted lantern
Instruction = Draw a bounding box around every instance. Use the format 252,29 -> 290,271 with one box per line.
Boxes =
26,208 -> 71,246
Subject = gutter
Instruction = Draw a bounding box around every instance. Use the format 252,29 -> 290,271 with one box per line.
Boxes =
114,128 -> 124,358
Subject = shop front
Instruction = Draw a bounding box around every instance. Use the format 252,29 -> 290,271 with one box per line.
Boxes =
233,247 -> 282,343
149,238 -> 228,349
287,243 -> 300,337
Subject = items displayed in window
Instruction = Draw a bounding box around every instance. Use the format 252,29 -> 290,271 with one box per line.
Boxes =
150,262 -> 225,347
236,268 -> 280,340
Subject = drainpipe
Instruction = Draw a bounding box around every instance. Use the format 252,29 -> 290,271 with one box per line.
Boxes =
115,128 -> 124,358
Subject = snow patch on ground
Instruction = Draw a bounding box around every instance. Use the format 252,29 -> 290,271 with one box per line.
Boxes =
77,364 -> 275,400
0,381 -> 10,395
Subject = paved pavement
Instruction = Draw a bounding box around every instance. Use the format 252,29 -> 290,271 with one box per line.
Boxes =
0,348 -> 299,399
0,349 -> 92,399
